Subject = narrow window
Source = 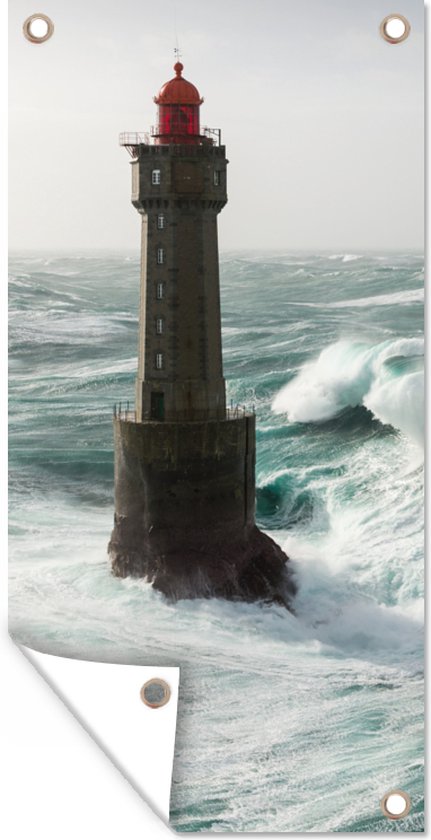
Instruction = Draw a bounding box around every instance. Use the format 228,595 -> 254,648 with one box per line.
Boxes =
157,248 -> 164,264
152,169 -> 161,185
157,213 -> 165,229
156,317 -> 164,335
151,392 -> 165,421
213,170 -> 221,186
155,352 -> 164,370
156,282 -> 164,300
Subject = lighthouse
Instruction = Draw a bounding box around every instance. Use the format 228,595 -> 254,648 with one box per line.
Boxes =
108,62 -> 295,606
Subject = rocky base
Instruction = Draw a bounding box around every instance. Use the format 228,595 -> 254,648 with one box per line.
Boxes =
108,517 -> 296,609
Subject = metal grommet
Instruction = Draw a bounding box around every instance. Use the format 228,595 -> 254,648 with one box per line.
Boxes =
23,13 -> 54,44
380,790 -> 411,820
380,14 -> 411,44
140,678 -> 171,708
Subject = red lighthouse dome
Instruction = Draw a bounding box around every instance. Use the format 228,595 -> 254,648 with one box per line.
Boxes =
155,62 -> 203,106
153,62 -> 204,144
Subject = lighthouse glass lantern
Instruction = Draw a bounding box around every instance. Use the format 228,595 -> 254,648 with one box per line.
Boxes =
152,62 -> 203,144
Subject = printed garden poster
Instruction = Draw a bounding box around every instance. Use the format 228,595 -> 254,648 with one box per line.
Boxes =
8,0 -> 424,833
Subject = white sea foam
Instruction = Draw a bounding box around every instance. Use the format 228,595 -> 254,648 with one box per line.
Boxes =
328,254 -> 362,262
327,287 -> 424,308
272,338 -> 424,446
365,368 -> 423,446
289,288 -> 424,310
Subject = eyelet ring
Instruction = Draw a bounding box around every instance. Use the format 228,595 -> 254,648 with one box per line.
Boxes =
140,678 -> 171,708
380,14 -> 411,44
23,14 -> 54,44
380,790 -> 411,820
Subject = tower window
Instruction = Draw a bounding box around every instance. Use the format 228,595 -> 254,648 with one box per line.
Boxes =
155,352 -> 164,370
156,282 -> 164,300
156,317 -> 164,335
157,248 -> 165,264
151,392 -> 165,421
157,214 -> 165,229
152,169 -> 161,185
213,170 -> 221,186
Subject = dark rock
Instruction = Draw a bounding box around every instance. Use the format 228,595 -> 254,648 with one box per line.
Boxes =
109,517 -> 296,608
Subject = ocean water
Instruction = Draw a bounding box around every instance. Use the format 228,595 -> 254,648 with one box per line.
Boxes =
9,252 -> 424,832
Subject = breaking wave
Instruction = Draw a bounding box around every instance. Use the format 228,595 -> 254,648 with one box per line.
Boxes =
272,338 -> 424,446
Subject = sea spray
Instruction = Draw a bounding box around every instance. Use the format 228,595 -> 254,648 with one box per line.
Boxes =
272,337 -> 424,447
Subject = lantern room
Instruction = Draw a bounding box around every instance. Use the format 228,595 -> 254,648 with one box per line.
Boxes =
152,62 -> 204,144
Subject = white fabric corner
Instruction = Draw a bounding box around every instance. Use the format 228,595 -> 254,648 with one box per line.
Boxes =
19,645 -> 179,824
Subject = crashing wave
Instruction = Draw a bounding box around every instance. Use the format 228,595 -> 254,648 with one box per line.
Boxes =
272,338 -> 424,446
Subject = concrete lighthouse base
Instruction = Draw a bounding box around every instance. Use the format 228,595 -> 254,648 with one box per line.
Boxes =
108,415 -> 296,608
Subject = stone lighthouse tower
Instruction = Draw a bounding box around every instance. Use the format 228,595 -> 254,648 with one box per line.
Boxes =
108,62 -> 295,606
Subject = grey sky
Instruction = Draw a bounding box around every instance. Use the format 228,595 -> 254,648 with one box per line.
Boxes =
9,0 -> 424,251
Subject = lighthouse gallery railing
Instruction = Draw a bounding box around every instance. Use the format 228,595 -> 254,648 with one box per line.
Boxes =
113,403 -> 254,422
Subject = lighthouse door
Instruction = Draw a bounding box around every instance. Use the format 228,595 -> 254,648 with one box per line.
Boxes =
150,392 -> 165,421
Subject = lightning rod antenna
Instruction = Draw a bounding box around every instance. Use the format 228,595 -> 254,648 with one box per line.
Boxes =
173,1 -> 181,63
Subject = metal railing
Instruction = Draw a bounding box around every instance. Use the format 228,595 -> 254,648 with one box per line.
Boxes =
113,402 -> 136,422
119,127 -> 221,156
119,131 -> 150,147
225,404 -> 252,420
113,402 -> 254,423
119,132 -> 150,158
150,126 -> 221,145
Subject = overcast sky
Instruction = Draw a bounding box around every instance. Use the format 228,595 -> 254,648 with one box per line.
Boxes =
9,0 -> 424,252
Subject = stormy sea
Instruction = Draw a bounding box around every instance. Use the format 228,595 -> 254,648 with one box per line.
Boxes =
9,252 -> 424,832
